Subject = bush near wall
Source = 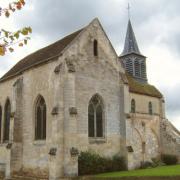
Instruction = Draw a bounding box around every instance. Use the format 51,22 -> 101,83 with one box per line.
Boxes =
78,151 -> 126,175
161,154 -> 178,165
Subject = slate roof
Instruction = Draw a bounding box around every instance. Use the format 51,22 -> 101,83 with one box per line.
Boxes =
0,28 -> 83,82
126,73 -> 162,98
121,20 -> 144,57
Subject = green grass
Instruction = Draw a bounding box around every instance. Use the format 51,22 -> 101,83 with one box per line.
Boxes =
96,165 -> 180,177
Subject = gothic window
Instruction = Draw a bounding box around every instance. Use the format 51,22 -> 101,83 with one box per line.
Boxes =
88,94 -> 104,138
148,102 -> 153,115
0,106 -> 2,142
134,59 -> 140,77
35,96 -> 46,140
93,39 -> 98,56
131,99 -> 136,113
3,99 -> 11,142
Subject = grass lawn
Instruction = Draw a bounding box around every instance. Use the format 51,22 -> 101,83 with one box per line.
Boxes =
96,165 -> 180,177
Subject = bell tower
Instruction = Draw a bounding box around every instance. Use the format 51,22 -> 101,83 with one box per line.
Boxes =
120,19 -> 147,83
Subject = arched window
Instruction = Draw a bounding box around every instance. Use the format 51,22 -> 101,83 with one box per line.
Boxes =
0,106 -> 2,142
93,39 -> 98,56
131,99 -> 136,113
88,94 -> 104,138
148,102 -> 153,115
3,99 -> 11,142
35,96 -> 46,140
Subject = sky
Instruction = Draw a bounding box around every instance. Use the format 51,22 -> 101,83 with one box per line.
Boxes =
0,0 -> 180,130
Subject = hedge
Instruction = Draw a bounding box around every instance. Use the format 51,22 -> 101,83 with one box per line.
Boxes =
78,151 -> 126,175
161,154 -> 178,165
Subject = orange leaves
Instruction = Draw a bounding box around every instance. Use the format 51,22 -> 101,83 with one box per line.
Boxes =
0,45 -> 5,56
16,2 -> 22,10
0,0 -> 26,17
0,1 -> 32,56
18,42 -> 23,47
0,27 -> 32,56
0,37 -> 30,56
15,0 -> 26,10
20,0 -> 25,5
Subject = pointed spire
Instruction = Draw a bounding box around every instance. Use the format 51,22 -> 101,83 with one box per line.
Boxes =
121,19 -> 142,56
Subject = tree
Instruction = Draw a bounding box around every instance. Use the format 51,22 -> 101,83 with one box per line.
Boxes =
0,0 -> 32,56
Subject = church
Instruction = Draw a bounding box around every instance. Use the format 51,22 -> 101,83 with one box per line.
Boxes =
0,18 -> 179,179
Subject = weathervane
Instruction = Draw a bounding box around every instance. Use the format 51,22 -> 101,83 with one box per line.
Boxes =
127,3 -> 130,19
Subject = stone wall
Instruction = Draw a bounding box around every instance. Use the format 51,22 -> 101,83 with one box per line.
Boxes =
1,18 -> 178,179
160,118 -> 180,161
0,56 -> 65,178
60,18 -> 127,176
0,18 -> 127,179
126,93 -> 162,169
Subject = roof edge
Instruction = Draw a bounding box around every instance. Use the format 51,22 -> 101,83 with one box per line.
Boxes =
0,54 -> 61,83
129,89 -> 163,98
0,26 -> 86,82
120,52 -> 146,58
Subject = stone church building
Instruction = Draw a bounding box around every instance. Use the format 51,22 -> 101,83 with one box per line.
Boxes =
0,18 -> 179,179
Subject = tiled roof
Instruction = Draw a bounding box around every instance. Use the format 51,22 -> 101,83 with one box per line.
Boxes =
126,73 -> 163,98
0,28 -> 83,82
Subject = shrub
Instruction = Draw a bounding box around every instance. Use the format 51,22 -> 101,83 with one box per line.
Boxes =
151,157 -> 165,167
140,161 -> 153,169
161,154 -> 178,165
78,151 -> 126,175
112,155 -> 126,171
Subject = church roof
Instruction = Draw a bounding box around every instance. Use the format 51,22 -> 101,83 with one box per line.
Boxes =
121,20 -> 143,57
126,73 -> 162,98
0,28 -> 83,82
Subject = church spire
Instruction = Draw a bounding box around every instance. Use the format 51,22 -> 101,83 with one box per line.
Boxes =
121,19 -> 142,56
120,19 -> 148,83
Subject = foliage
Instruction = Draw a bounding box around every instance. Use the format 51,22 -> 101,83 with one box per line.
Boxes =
78,151 -> 126,175
96,165 -> 180,177
151,157 -> 165,167
161,154 -> 178,165
140,161 -> 153,169
0,0 -> 32,56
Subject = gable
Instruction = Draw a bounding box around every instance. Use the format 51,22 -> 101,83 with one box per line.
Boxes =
64,18 -> 123,73
88,19 -> 122,71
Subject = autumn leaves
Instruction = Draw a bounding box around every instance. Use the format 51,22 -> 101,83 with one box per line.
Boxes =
0,0 -> 25,17
0,0 -> 32,56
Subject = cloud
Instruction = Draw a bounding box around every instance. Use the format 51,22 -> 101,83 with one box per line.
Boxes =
0,0 -> 180,129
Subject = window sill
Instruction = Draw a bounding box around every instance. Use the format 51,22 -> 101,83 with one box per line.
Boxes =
89,137 -> 106,144
33,140 -> 46,146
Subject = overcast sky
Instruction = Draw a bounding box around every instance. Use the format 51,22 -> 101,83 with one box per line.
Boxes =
0,0 -> 180,130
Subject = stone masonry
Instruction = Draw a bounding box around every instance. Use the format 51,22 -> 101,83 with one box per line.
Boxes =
0,18 -> 179,179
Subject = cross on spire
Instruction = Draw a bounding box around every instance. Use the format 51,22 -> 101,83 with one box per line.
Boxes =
127,3 -> 130,19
